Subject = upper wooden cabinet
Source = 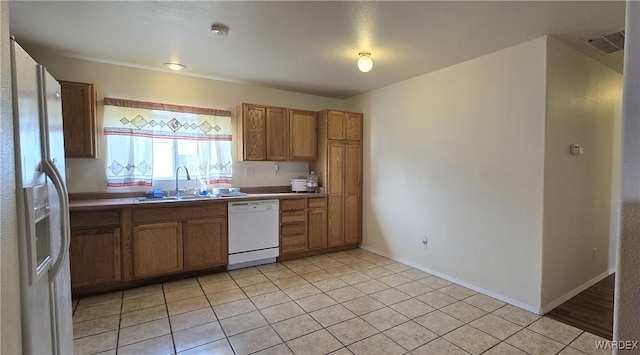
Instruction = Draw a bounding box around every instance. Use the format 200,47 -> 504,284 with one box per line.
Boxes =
60,80 -> 96,158
289,109 -> 317,161
237,104 -> 267,160
237,103 -> 317,161
266,107 -> 288,161
325,110 -> 362,142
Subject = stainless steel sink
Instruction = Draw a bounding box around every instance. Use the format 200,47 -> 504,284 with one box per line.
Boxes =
136,196 -> 179,202
135,195 -> 215,202
177,195 -> 214,200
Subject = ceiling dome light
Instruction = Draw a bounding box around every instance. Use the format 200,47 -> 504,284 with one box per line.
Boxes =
357,52 -> 373,73
211,24 -> 229,36
164,63 -> 186,71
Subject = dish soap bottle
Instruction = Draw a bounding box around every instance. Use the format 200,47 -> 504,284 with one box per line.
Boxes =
306,171 -> 318,193
199,179 -> 208,196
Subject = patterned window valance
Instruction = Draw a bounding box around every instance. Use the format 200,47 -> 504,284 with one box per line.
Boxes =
103,98 -> 233,187
103,97 -> 232,139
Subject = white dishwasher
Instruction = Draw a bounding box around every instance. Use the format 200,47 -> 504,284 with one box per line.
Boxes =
227,199 -> 279,270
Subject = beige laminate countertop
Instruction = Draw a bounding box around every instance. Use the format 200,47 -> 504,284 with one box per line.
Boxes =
69,192 -> 326,211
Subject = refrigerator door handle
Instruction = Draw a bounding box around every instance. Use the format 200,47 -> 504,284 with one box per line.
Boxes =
42,157 -> 70,280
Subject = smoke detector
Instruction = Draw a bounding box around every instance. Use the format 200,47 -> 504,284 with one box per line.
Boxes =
583,28 -> 625,54
211,24 -> 229,36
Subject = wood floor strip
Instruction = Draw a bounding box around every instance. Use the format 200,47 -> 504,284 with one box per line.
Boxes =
546,273 -> 614,340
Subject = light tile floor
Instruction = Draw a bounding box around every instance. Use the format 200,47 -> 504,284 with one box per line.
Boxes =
72,249 -> 611,355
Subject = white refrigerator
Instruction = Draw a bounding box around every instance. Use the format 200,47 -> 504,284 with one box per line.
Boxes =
10,37 -> 74,354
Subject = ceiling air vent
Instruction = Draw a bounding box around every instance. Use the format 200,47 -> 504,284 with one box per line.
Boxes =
584,29 -> 625,54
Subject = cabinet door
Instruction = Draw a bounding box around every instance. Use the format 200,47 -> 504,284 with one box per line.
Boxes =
133,222 -> 183,278
344,195 -> 361,244
327,110 -> 345,140
241,104 -> 267,160
289,109 -> 317,161
345,143 -> 362,243
266,107 -> 288,161
327,195 -> 344,246
345,143 -> 362,195
60,81 -> 96,158
183,218 -> 227,270
327,142 -> 345,195
69,227 -> 121,289
345,112 -> 363,142
308,208 -> 327,249
327,142 -> 345,245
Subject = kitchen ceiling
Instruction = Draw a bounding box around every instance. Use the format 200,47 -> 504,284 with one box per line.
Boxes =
8,1 -> 625,99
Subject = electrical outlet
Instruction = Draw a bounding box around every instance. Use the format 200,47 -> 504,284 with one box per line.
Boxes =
274,164 -> 280,176
570,143 -> 585,155
592,248 -> 597,261
421,237 -> 428,249
245,167 -> 255,176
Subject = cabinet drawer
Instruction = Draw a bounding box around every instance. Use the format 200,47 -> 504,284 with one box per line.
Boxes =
281,222 -> 306,237
132,203 -> 226,224
281,234 -> 307,253
71,210 -> 120,229
308,197 -> 326,209
281,210 -> 306,224
281,199 -> 306,211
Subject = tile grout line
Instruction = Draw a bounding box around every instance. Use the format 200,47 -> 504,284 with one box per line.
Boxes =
198,273 -> 238,355
160,281 -> 179,355
114,291 -> 123,355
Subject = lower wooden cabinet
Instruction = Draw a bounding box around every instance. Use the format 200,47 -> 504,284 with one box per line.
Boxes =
130,203 -> 227,279
324,142 -> 362,246
132,222 -> 183,278
308,208 -> 327,249
69,227 -> 121,288
280,199 -> 308,254
327,195 -> 344,246
70,209 -> 122,292
69,195 -> 351,294
183,218 -> 227,270
280,197 -> 327,256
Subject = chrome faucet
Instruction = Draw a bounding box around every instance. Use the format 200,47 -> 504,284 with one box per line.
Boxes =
175,165 -> 191,197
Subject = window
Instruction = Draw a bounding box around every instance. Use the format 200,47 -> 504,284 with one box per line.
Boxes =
151,138 -> 206,180
103,98 -> 232,187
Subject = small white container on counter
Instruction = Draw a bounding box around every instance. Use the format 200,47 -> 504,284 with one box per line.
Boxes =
290,178 -> 308,192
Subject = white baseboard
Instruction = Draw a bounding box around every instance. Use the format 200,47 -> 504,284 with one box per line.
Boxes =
540,267 -> 616,314
359,244 -> 541,314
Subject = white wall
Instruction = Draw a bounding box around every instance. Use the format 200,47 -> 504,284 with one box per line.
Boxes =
614,0 -> 640,345
346,38 -> 548,310
22,46 -> 344,193
1,2 -> 23,353
541,37 -> 622,310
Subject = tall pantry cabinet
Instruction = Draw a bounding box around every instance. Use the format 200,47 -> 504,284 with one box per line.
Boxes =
312,110 -> 363,246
